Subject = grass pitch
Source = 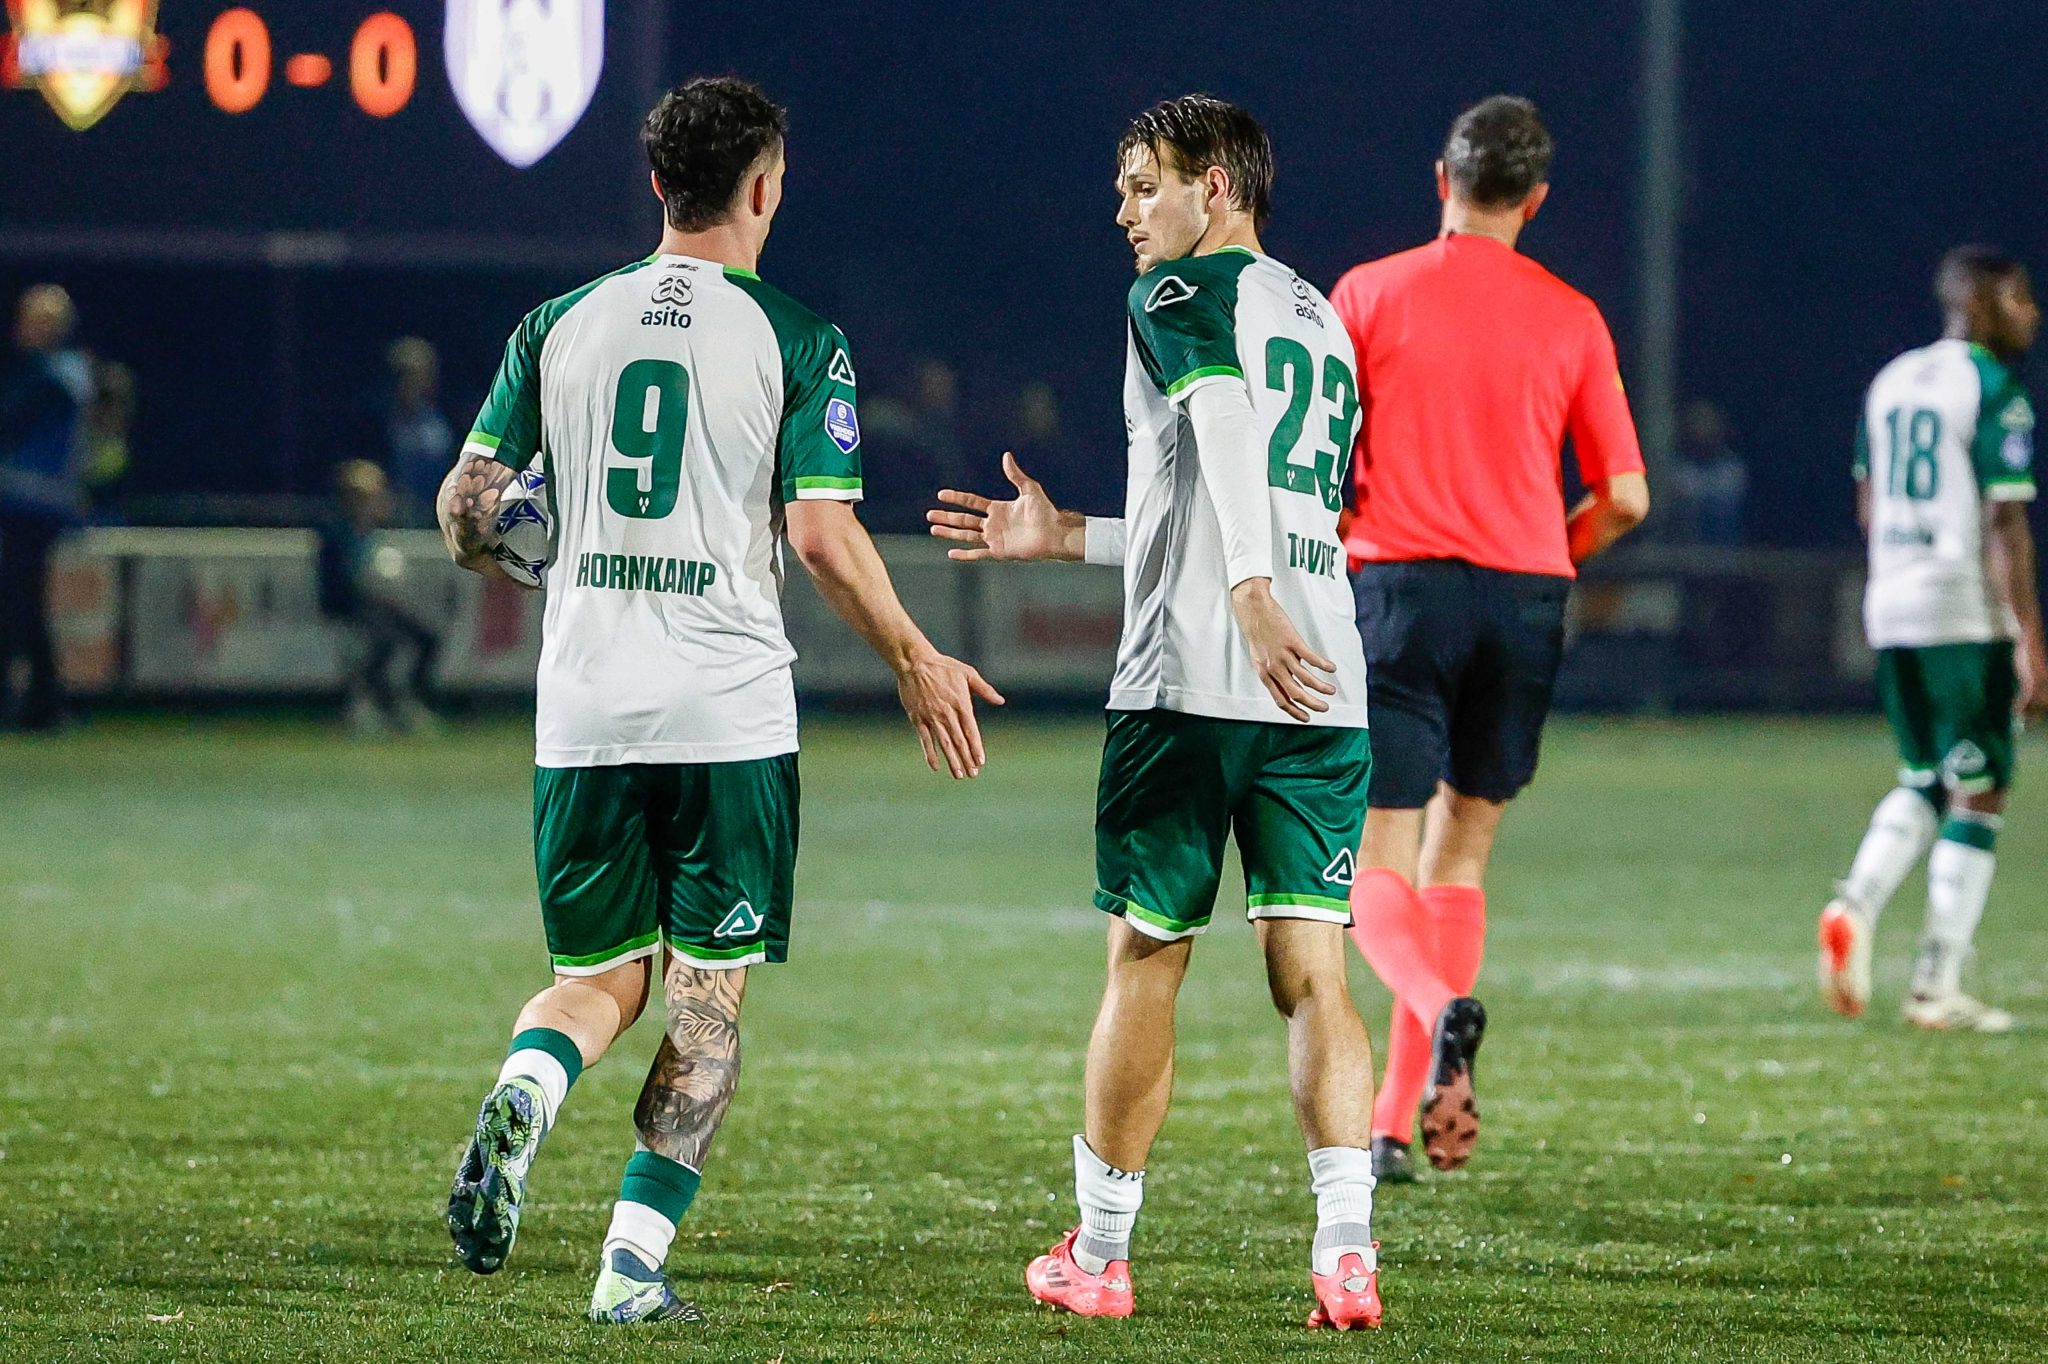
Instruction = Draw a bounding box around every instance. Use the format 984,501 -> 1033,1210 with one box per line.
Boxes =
2,714 -> 2045,1362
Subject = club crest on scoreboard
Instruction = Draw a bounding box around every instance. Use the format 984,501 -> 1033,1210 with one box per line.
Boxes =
2,0 -> 168,131
446,0 -> 605,169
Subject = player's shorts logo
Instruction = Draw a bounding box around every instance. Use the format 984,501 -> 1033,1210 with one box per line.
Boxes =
1321,848 -> 1356,887
825,398 -> 860,454
1943,740 -> 1988,782
445,0 -> 605,169
3,0 -> 168,131
714,900 -> 762,939
1143,276 -> 1198,312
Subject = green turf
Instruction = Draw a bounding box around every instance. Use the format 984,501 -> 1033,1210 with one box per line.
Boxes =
2,715 -> 2045,1362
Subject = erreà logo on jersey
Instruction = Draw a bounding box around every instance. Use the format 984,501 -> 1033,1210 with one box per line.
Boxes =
828,349 -> 857,387
3,0 -> 168,131
1144,276 -> 1198,313
446,0 -> 604,169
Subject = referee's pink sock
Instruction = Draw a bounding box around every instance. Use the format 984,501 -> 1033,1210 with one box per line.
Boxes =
1422,884 -> 1487,1000
1365,884 -> 1487,1143
1348,867 -> 1458,1038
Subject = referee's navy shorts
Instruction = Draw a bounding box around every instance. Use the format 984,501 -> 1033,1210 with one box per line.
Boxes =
1351,558 -> 1570,808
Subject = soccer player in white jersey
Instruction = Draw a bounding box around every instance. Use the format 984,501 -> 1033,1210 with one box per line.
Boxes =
1818,245 -> 2046,1033
928,96 -> 1383,1330
436,77 -> 1002,1324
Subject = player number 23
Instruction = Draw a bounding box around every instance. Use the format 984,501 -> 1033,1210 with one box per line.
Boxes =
1264,337 -> 1359,512
608,358 -> 690,519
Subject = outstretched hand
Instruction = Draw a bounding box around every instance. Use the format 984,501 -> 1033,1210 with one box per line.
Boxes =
927,453 -> 1084,563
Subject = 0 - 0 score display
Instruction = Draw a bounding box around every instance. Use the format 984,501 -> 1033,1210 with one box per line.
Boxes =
203,8 -> 417,118
6,1 -> 609,170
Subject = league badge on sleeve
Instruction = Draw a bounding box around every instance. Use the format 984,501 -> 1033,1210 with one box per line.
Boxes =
825,397 -> 861,454
2002,396 -> 2035,471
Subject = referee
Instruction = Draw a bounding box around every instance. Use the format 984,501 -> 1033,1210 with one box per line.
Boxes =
1332,97 -> 1650,1181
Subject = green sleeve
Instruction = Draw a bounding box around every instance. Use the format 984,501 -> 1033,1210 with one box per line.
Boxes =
1852,413 -> 1870,481
464,309 -> 546,470
1968,347 -> 2036,500
1127,259 -> 1245,400
726,269 -> 863,501
779,323 -> 863,501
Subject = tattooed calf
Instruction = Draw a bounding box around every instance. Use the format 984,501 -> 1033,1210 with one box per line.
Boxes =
633,959 -> 746,1170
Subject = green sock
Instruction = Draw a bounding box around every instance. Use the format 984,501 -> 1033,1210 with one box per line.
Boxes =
499,1027 -> 583,1126
606,1151 -> 702,1270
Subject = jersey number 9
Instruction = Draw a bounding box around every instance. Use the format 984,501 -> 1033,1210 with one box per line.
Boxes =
608,358 -> 691,519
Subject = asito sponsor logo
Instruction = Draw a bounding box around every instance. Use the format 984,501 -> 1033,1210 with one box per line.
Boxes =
3,0 -> 168,131
642,270 -> 693,329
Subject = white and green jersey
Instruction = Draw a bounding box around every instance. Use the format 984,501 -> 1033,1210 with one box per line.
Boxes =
466,253 -> 863,766
1857,338 -> 2036,648
1110,246 -> 1368,726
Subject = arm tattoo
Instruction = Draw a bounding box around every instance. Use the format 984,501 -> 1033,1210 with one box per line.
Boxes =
633,960 -> 746,1170
437,453 -> 519,569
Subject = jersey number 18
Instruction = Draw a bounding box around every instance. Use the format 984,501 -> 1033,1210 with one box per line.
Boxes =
1882,405 -> 1941,502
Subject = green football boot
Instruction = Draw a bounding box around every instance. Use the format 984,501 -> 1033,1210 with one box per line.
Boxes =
588,1246 -> 706,1324
446,1078 -> 547,1274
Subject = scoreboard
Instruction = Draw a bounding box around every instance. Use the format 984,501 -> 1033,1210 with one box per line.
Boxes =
1,1 -> 662,247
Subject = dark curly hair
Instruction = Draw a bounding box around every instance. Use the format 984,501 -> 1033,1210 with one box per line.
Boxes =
1117,95 -> 1274,231
642,76 -> 788,232
1441,95 -> 1553,208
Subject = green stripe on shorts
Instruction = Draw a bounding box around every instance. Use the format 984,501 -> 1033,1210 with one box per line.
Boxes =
669,939 -> 768,963
550,929 -> 661,971
1093,888 -> 1209,934
1247,893 -> 1351,912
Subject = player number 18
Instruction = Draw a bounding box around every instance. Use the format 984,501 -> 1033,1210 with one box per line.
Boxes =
1883,405 -> 1941,502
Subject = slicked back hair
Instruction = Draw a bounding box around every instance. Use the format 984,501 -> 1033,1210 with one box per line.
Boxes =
642,76 -> 788,233
1441,95 -> 1553,208
1937,244 -> 2024,312
1118,95 -> 1275,231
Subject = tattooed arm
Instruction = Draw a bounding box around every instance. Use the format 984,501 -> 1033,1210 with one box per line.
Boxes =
437,453 -> 520,575
633,959 -> 747,1170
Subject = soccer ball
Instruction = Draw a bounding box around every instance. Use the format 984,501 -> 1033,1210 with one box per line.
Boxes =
489,464 -> 552,588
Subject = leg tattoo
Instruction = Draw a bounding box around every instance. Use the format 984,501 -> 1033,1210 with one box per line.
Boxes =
633,960 -> 746,1170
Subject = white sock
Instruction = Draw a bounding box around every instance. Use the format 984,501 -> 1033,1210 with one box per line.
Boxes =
1841,786 -> 1940,925
603,1200 -> 679,1272
498,1049 -> 570,1130
1307,1145 -> 1376,1276
1915,818 -> 1999,997
1071,1135 -> 1143,1274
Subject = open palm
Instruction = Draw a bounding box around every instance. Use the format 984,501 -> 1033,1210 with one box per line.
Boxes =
926,453 -> 1074,562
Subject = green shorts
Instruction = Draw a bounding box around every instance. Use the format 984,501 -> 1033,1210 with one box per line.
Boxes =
1877,642 -> 2018,795
1093,708 -> 1370,942
532,757 -> 799,975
